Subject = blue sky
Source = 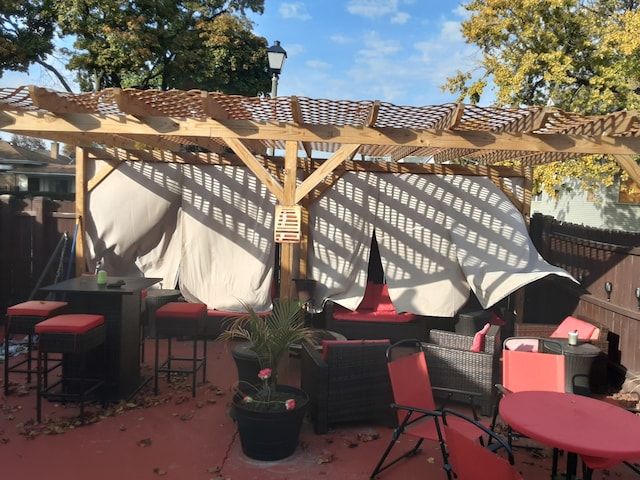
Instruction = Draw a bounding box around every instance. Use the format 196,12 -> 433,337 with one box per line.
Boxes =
249,0 -> 489,106
0,0 -> 491,107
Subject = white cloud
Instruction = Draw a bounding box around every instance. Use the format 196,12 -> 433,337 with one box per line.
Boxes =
391,12 -> 410,24
306,59 -> 332,70
347,0 -> 399,19
330,34 -> 352,45
279,2 -> 311,21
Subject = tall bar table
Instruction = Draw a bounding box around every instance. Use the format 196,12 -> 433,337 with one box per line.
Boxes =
41,275 -> 161,402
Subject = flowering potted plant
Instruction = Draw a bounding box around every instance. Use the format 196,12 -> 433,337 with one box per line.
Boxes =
218,299 -> 316,460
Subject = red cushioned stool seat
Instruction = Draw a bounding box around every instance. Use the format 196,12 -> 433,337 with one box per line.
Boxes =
4,300 -> 68,396
35,314 -> 106,422
154,302 -> 208,397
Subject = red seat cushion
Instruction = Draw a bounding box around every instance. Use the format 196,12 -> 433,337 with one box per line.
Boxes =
7,300 -> 68,317
156,302 -> 207,318
35,314 -> 104,334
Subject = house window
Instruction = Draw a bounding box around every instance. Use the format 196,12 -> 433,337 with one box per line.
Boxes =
618,178 -> 640,204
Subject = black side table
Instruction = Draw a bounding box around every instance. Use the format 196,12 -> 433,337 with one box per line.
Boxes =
540,338 -> 601,396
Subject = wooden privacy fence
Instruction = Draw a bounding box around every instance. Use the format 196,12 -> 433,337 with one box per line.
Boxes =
528,213 -> 640,380
0,195 -> 77,311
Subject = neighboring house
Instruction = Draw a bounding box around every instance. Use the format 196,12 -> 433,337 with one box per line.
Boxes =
0,141 -> 75,195
531,177 -> 640,233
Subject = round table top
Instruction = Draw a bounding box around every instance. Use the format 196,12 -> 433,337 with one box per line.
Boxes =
500,390 -> 640,469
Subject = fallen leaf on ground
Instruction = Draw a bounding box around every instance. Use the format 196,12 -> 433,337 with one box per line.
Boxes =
138,437 -> 152,447
316,450 -> 334,464
357,432 -> 380,442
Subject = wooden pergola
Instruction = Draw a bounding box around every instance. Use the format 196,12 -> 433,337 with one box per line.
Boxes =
1,85 -> 640,299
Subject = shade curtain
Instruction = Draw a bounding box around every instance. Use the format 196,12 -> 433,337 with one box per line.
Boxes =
87,163 -> 276,312
178,165 -> 276,312
309,172 -> 575,315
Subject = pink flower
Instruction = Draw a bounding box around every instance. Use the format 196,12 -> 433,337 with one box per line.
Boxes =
243,396 -> 253,404
285,399 -> 296,410
258,368 -> 272,380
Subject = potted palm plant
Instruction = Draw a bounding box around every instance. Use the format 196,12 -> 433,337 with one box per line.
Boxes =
218,299 -> 317,461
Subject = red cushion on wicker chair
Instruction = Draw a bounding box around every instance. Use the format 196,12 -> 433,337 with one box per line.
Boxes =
35,314 -> 104,334
470,323 -> 491,352
7,300 -> 68,317
156,302 -> 207,318
550,316 -> 597,340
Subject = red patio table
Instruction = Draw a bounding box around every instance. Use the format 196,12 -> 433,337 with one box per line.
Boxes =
500,390 -> 640,479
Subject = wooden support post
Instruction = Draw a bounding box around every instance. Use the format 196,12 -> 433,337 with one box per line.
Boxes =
279,141 -> 299,300
74,146 -> 87,276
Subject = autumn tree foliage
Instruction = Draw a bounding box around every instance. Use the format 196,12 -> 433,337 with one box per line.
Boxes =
445,0 -> 640,197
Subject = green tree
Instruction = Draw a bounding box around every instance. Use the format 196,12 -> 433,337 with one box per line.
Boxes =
55,0 -> 270,95
445,0 -> 640,197
0,0 -> 73,91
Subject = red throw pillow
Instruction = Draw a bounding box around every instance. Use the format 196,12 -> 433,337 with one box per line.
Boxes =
358,282 -> 381,310
470,323 -> 491,352
376,285 -> 397,312
550,316 -> 596,340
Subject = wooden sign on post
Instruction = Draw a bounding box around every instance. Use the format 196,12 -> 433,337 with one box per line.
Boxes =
274,205 -> 302,243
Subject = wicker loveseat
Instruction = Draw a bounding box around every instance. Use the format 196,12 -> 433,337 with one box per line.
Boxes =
423,325 -> 501,416
300,339 -> 396,434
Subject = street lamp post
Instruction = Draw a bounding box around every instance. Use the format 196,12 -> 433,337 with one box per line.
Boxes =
266,40 -> 287,98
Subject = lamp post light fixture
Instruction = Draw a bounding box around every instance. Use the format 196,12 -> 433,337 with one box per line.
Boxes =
266,40 -> 287,98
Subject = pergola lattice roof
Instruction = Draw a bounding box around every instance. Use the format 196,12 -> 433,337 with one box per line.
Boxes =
0,86 -> 638,178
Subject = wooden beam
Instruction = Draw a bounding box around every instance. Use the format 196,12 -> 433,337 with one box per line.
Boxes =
224,136 -> 284,203
613,154 -> 640,187
290,96 -> 311,158
3,111 -> 640,157
295,144 -> 361,203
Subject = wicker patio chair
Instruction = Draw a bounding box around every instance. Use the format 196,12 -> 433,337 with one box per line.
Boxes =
300,339 -> 396,434
423,325 -> 501,416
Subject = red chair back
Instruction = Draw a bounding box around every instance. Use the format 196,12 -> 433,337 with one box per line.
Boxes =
443,423 -> 523,480
502,348 -> 565,393
387,351 -> 437,424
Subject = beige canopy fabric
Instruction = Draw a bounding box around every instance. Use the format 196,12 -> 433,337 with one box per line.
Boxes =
310,172 -> 574,315
87,163 -> 276,312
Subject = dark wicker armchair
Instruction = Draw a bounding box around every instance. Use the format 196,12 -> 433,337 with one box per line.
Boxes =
423,325 -> 501,416
300,339 -> 396,434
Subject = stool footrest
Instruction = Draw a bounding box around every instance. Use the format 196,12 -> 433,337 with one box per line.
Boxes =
157,357 -> 206,374
40,377 -> 104,404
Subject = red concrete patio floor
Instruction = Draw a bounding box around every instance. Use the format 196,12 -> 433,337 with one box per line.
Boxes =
1,338 -> 637,479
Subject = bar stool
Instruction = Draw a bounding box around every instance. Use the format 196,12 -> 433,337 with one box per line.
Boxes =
154,302 -> 207,397
35,313 -> 106,422
4,300 -> 68,395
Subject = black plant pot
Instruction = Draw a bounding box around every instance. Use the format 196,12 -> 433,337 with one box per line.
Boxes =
233,384 -> 308,461
230,342 -> 261,391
